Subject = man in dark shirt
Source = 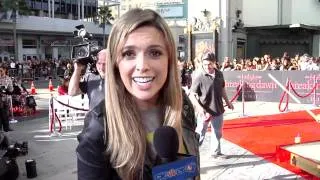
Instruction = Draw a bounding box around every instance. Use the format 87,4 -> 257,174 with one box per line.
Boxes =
189,52 -> 234,158
68,49 -> 107,110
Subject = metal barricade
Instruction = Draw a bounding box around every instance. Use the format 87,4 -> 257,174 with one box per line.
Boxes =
22,69 -> 35,82
8,69 -> 19,79
56,67 -> 65,78
33,68 -> 41,80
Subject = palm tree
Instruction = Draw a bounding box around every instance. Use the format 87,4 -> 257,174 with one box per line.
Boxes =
96,5 -> 114,48
0,0 -> 30,61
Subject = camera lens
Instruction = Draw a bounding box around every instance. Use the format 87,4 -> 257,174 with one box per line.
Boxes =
74,45 -> 89,59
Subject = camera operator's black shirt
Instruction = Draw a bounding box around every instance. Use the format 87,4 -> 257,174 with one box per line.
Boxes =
79,73 -> 104,110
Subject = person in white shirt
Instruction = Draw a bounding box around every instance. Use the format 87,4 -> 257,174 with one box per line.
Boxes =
10,60 -> 16,69
299,54 -> 309,71
0,67 -> 13,132
306,58 -> 320,71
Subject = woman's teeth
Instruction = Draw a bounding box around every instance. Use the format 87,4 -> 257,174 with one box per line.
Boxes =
133,77 -> 154,83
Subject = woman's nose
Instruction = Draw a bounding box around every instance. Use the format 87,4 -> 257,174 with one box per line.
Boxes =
135,54 -> 149,72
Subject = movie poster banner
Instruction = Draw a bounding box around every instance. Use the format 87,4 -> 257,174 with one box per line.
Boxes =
224,71 -> 320,104
192,33 -> 216,70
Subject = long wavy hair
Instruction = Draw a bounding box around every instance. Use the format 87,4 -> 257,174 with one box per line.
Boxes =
105,8 -> 183,179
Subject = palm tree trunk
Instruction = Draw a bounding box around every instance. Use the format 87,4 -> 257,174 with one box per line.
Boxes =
13,12 -> 18,61
103,25 -> 106,48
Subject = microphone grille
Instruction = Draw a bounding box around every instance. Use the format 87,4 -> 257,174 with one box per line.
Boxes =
153,126 -> 179,159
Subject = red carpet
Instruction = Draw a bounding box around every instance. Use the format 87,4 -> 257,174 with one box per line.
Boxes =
223,109 -> 320,179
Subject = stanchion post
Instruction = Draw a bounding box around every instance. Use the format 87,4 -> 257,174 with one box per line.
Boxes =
240,74 -> 247,117
48,97 -> 50,131
9,96 -> 18,124
49,94 -> 61,136
48,94 -> 53,131
50,94 -> 55,133
286,78 -> 290,112
313,75 -> 317,107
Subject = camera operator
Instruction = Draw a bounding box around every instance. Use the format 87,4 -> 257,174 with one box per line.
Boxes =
68,49 -> 107,110
0,67 -> 13,132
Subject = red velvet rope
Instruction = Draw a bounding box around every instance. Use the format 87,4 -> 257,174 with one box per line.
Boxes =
50,97 -> 62,133
54,112 -> 62,132
289,82 -> 316,98
278,80 -> 290,112
53,97 -> 89,111
224,85 -> 242,107
50,97 -> 55,133
50,96 -> 87,133
230,85 -> 242,103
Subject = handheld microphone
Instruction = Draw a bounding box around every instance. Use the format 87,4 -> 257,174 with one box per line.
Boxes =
153,126 -> 179,163
152,126 -> 199,180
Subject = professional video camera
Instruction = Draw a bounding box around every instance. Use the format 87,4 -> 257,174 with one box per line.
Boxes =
71,24 -> 101,67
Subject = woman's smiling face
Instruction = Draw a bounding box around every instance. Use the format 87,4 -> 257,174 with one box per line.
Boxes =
117,26 -> 169,108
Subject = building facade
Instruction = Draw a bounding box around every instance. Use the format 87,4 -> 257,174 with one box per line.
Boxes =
180,0 -> 320,60
243,0 -> 320,58
1,0 -> 320,63
0,0 -> 111,62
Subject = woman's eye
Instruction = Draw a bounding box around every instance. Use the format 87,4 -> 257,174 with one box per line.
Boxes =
149,50 -> 162,57
122,50 -> 135,59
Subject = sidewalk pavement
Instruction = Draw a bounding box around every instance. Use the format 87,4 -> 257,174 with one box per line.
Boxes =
6,87 -> 318,179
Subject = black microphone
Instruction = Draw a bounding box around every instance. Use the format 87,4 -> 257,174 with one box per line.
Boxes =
153,126 -> 179,163
152,126 -> 199,180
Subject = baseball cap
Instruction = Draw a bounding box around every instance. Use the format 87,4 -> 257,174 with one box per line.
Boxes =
202,52 -> 216,62
302,53 -> 310,57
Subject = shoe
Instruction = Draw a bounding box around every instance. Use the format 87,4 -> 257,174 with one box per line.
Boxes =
211,152 -> 228,159
4,128 -> 14,132
197,133 -> 205,146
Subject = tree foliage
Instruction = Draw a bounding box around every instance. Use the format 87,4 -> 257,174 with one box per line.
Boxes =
0,0 -> 30,19
97,5 -> 114,25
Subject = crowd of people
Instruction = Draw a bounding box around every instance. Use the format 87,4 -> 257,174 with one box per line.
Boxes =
214,53 -> 320,71
0,58 -> 74,81
179,53 -> 320,88
179,53 -> 320,74
0,58 -> 76,96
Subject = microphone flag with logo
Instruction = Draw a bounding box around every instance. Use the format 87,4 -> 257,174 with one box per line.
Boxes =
152,126 -> 199,180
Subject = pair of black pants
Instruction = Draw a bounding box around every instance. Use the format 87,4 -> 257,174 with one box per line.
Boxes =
0,103 -> 10,131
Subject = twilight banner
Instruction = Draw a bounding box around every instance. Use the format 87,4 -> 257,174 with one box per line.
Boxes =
223,71 -> 320,104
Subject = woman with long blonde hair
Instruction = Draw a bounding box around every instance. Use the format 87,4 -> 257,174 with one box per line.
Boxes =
76,8 -> 199,180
